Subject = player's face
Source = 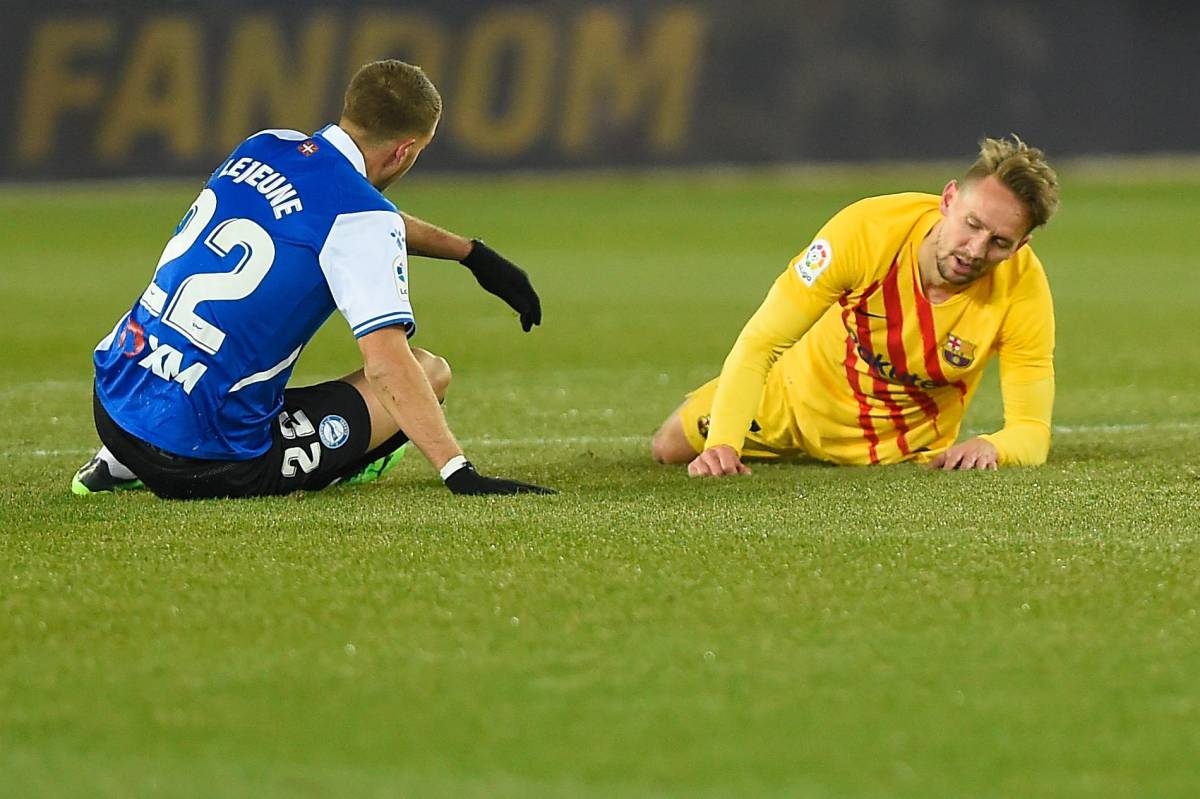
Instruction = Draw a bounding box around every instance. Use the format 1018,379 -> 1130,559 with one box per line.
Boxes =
935,176 -> 1032,286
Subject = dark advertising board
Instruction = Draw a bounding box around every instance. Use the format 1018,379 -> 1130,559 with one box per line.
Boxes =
1,1 -> 1196,178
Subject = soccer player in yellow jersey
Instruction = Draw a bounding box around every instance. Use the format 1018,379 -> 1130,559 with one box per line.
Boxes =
651,136 -> 1061,475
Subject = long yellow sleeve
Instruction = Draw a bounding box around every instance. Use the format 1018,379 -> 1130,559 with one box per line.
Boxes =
705,210 -> 869,454
978,374 -> 1054,465
704,275 -> 826,452
977,256 -> 1056,466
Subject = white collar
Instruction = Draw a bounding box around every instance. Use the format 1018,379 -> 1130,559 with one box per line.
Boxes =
318,124 -> 367,177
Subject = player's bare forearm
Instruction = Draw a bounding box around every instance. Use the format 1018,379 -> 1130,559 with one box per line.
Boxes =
359,331 -> 462,470
927,437 -> 999,471
399,212 -> 472,260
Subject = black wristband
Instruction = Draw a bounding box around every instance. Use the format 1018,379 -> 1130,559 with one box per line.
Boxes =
459,239 -> 489,268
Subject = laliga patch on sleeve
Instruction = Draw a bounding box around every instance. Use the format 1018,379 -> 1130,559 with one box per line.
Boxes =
392,255 -> 410,298
795,239 -> 833,286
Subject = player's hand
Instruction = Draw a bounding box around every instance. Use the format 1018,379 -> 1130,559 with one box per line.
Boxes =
460,240 -> 543,332
687,445 -> 752,477
443,460 -> 555,495
928,437 -> 1000,471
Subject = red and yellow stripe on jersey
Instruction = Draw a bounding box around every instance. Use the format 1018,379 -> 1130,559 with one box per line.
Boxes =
703,193 -> 1055,466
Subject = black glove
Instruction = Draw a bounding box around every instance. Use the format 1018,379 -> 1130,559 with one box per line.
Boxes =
460,240 -> 543,332
443,459 -> 555,496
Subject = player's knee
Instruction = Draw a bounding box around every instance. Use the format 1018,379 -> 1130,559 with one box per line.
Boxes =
414,348 -> 452,401
426,356 -> 452,402
651,418 -> 697,465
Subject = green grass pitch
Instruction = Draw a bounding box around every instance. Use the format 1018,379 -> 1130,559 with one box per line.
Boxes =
1,164 -> 1198,797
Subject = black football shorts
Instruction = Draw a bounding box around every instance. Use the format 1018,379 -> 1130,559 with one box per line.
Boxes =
93,380 -> 383,499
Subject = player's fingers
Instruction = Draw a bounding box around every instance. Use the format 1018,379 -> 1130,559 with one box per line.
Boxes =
967,449 -> 999,471
715,448 -> 745,476
726,457 -> 750,476
941,451 -> 963,470
723,450 -> 752,475
927,453 -> 946,469
688,453 -> 717,477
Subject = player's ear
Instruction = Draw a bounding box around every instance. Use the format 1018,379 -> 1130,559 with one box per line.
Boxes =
1013,234 -> 1032,253
939,180 -> 958,214
390,137 -> 418,166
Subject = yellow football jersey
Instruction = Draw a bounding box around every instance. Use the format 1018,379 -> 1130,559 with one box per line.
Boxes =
704,193 -> 1055,466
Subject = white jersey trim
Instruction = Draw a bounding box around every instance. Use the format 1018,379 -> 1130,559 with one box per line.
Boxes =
247,128 -> 309,142
352,313 -> 416,338
228,345 -> 303,393
317,124 -> 368,177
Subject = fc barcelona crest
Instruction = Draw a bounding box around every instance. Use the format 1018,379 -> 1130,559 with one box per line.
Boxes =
942,333 -> 976,368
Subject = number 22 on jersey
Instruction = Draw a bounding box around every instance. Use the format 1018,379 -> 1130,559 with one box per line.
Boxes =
139,188 -> 276,355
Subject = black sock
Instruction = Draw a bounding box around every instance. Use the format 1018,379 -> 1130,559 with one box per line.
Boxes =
361,430 -> 410,466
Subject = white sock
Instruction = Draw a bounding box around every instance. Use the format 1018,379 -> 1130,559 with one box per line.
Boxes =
97,446 -> 137,480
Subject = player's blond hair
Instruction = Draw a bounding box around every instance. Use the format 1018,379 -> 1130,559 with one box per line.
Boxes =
963,136 -> 1060,230
341,60 -> 442,144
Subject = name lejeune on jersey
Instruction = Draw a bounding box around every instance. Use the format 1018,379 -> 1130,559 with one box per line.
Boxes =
215,156 -> 304,219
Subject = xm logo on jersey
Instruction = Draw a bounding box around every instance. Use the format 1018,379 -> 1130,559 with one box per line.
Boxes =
942,333 -> 976,368
136,333 -> 207,394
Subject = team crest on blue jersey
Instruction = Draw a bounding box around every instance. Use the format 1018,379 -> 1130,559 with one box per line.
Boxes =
118,318 -> 146,358
298,140 -> 319,156
942,333 -> 976,368
318,415 -> 350,449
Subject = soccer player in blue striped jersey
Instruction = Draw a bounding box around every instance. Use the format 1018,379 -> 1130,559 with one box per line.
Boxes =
74,60 -> 553,498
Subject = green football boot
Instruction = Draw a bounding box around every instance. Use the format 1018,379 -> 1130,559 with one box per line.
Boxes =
71,456 -> 145,495
343,443 -> 408,486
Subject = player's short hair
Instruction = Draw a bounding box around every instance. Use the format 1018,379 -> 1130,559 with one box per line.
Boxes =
342,60 -> 442,143
963,135 -> 1060,231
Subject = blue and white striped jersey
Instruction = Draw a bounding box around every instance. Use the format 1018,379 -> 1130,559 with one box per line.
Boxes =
94,124 -> 415,459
